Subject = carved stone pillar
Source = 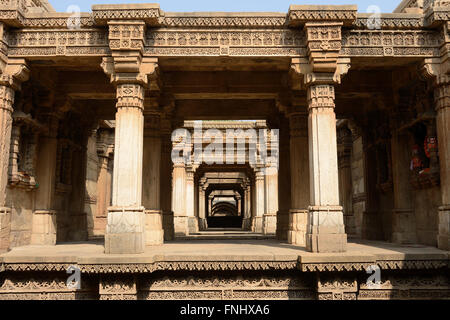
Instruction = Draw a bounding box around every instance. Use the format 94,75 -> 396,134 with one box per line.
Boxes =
173,160 -> 188,236
252,170 -> 265,233
160,119 -> 174,240
32,114 -> 58,245
435,81 -> 450,250
143,111 -> 164,245
306,84 -> 347,252
94,128 -> 114,237
391,130 -> 416,244
263,165 -> 278,235
242,183 -> 251,230
105,83 -> 146,254
186,167 -> 198,234
0,59 -> 29,252
288,112 -> 309,246
0,86 -> 15,251
198,178 -> 207,230
276,118 -> 291,241
337,124 -> 356,237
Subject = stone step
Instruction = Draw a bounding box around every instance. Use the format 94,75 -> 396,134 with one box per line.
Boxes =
176,231 -> 275,241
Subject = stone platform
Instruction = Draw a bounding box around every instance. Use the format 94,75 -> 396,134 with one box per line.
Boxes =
0,239 -> 449,300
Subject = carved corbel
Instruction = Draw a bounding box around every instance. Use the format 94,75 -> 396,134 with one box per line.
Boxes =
290,57 -> 351,88
101,56 -> 159,89
0,58 -> 29,91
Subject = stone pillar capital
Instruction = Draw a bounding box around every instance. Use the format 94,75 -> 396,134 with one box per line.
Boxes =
0,58 -> 30,91
307,83 -> 336,112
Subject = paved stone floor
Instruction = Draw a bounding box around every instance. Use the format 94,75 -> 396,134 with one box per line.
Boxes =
0,238 -> 448,264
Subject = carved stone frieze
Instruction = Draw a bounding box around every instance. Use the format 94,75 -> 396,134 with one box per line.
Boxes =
341,30 -> 441,57
7,29 -> 109,57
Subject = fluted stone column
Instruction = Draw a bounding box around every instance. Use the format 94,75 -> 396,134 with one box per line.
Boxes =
252,170 -> 265,233
173,160 -> 188,236
288,113 -> 309,246
391,130 -> 416,244
263,165 -> 278,235
337,124 -> 356,237
306,84 -> 347,252
242,183 -> 252,230
276,119 -> 291,241
143,111 -> 164,245
95,153 -> 112,236
32,114 -> 59,245
435,81 -> 450,250
105,83 -> 145,254
186,167 -> 198,234
160,119 -> 174,240
198,179 -> 207,230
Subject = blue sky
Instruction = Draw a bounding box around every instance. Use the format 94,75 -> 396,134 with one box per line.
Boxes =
48,0 -> 401,13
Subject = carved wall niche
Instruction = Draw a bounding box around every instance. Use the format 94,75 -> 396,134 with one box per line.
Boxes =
395,79 -> 439,189
8,89 -> 44,190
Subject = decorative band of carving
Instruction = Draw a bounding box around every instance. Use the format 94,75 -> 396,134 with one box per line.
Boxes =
78,261 -> 299,274
116,83 -> 144,110
307,84 -> 335,110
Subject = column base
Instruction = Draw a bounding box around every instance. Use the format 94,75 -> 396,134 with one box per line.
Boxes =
199,218 -> 208,231
30,210 -> 57,246
145,210 -> 164,246
174,216 -> 189,237
391,209 -> 416,244
0,207 -> 11,253
242,218 -> 252,231
438,205 -> 450,251
162,211 -> 174,241
188,217 -> 199,234
251,216 -> 263,233
105,206 -> 145,254
288,209 -> 307,246
276,211 -> 289,241
263,213 -> 277,235
306,206 -> 347,253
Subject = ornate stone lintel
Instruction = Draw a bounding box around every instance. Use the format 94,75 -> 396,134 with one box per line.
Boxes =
288,5 -> 357,27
